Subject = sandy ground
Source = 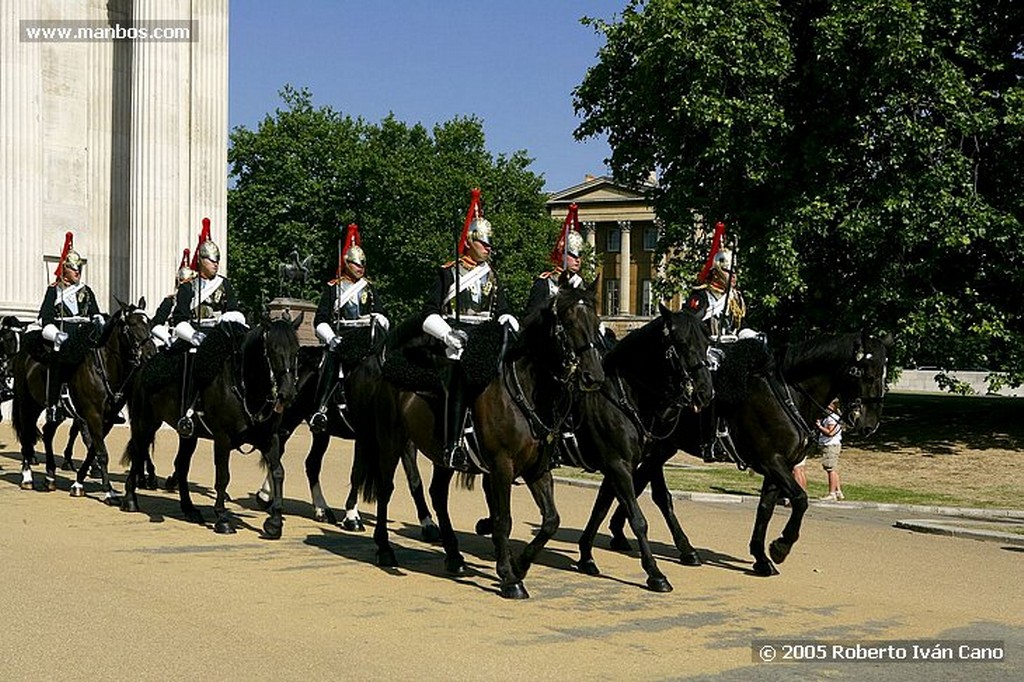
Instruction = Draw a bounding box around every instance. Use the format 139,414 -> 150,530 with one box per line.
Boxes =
1,422 -> 1022,681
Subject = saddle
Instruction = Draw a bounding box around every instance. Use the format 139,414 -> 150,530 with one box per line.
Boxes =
714,337 -> 775,410
23,325 -> 100,367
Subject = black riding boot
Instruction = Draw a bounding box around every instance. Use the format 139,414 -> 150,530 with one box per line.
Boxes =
443,375 -> 470,472
310,350 -> 344,434
176,350 -> 197,438
45,364 -> 65,424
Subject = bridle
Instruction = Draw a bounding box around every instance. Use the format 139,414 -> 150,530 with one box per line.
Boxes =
552,299 -> 602,390
236,322 -> 298,424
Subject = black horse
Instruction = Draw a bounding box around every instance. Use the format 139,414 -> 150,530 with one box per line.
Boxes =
11,299 -> 151,499
120,315 -> 303,538
569,305 -> 715,592
1,315 -> 28,414
252,332 -> 441,540
606,331 -> 892,577
358,278 -> 605,598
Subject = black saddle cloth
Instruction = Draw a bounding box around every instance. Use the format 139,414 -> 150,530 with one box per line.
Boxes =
140,322 -> 250,392
715,338 -> 775,409
24,324 -> 100,366
383,314 -> 507,393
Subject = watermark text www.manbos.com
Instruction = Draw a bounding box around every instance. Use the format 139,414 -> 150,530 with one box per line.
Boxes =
21,20 -> 196,43
752,640 -> 1006,664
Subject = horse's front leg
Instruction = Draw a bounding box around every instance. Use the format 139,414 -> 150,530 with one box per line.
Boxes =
60,421 -> 79,471
648,460 -> 701,566
400,441 -> 439,542
305,432 -> 338,525
70,415 -> 102,499
212,438 -> 235,534
42,419 -> 62,491
750,476 -> 783,576
605,459 -> 672,593
767,464 -> 808,568
577,478 -> 616,577
174,437 -> 203,524
517,470 -> 560,590
427,464 -> 463,575
261,433 -> 285,540
487,458 -> 529,599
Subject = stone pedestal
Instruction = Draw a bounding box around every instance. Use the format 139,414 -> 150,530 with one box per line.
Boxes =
268,297 -> 318,346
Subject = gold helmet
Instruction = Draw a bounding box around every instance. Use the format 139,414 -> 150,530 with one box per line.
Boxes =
712,248 -> 733,274
467,216 -> 493,245
565,230 -> 584,258
345,244 -> 366,267
64,250 -> 83,272
198,239 -> 220,263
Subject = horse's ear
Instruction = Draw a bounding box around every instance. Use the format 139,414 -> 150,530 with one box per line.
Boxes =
137,296 -> 146,311
115,295 -> 127,311
292,311 -> 305,330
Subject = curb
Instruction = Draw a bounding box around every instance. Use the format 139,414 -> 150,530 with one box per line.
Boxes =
552,475 -> 1024,545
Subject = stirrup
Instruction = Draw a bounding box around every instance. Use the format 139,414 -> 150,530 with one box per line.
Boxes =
309,410 -> 328,434
444,443 -> 470,472
176,415 -> 194,439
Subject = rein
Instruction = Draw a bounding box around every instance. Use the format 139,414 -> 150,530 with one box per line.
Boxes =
232,327 -> 282,425
91,310 -> 149,411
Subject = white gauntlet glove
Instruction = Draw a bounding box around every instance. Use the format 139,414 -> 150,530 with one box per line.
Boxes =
498,313 -> 520,333
423,313 -> 465,360
370,312 -> 390,332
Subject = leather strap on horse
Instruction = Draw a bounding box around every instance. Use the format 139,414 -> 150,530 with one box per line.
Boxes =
766,372 -> 814,453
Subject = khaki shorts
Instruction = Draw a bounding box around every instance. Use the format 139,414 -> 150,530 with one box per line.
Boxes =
820,443 -> 841,472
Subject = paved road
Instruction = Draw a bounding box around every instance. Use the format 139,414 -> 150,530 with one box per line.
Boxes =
1,424 -> 1021,681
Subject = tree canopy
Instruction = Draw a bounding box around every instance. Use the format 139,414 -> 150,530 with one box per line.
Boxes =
228,86 -> 558,321
575,0 -> 1024,387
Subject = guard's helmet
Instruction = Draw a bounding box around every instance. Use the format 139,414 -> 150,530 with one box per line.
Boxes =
345,244 -> 366,267
63,250 -> 83,272
176,265 -> 196,285
198,239 -> 220,263
712,249 -> 733,275
565,230 -> 584,258
468,217 -> 493,246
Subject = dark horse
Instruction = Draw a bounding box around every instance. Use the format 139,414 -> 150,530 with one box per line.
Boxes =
606,331 -> 892,577
252,330 -> 440,540
11,299 -> 151,499
358,278 -> 605,599
120,315 -> 303,538
568,305 -> 715,591
1,315 -> 28,413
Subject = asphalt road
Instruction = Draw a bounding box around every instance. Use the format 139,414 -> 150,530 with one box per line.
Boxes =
1,424 -> 1021,681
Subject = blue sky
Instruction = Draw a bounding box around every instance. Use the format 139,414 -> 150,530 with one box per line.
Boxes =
229,1 -> 624,192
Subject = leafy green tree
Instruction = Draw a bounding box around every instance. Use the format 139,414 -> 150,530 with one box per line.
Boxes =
575,0 -> 1024,387
228,86 -> 557,321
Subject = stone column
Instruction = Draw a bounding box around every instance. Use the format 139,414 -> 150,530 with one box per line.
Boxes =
1,0 -> 44,318
618,220 -> 632,315
582,220 -> 597,252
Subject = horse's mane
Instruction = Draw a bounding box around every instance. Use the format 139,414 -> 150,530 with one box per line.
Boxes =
778,332 -> 860,381
603,317 -> 662,375
520,285 -> 596,366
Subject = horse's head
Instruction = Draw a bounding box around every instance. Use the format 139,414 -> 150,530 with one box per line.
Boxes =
839,332 -> 892,436
549,275 -> 605,391
261,312 -> 303,411
659,304 -> 715,411
0,316 -> 26,359
113,297 -> 152,366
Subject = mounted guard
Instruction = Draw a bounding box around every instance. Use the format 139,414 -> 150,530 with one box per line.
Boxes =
310,222 -> 390,433
171,217 -> 247,437
151,248 -> 196,348
524,202 -> 587,319
421,188 -> 519,471
39,232 -> 104,423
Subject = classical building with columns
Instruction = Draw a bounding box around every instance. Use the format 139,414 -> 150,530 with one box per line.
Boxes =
547,175 -> 682,335
1,0 -> 228,322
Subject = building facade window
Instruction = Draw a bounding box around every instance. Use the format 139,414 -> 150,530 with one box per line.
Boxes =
641,279 -> 654,316
606,226 -> 621,253
604,279 -> 620,316
643,226 -> 658,251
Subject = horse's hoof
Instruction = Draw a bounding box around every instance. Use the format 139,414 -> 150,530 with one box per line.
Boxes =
576,559 -> 601,576
254,493 -> 272,512
500,582 -> 530,600
262,516 -> 283,540
769,539 -> 791,565
88,465 -> 103,480
679,550 -> 702,567
752,559 -> 780,577
104,494 -> 121,507
342,517 -> 365,532
474,517 -> 494,536
69,483 -> 85,498
608,535 -> 632,553
45,478 -> 57,492
647,576 -> 673,593
183,508 -> 205,525
20,480 -> 33,491
313,508 -> 338,525
120,498 -> 138,513
214,519 -> 236,534
163,475 -> 178,492
61,459 -> 76,472
445,555 -> 467,576
377,548 -> 398,568
421,522 -> 441,543
144,474 -> 158,490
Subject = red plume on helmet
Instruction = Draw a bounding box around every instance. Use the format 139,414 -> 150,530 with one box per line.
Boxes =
698,221 -> 727,283
53,231 -> 74,282
337,223 -> 362,278
550,203 -> 580,267
190,217 -> 212,270
178,248 -> 191,270
457,188 -> 482,257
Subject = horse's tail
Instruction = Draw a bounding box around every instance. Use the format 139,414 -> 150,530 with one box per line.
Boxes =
10,369 -> 40,448
352,440 -> 379,504
456,471 -> 477,490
